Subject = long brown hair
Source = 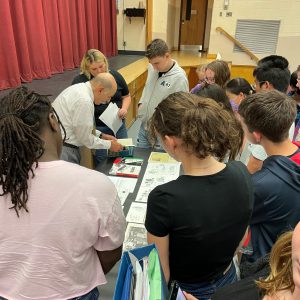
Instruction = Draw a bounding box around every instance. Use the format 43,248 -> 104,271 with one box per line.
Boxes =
256,231 -> 294,297
206,60 -> 231,88
148,92 -> 243,161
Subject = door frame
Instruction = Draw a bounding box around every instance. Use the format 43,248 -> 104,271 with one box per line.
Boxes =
178,0 -> 209,51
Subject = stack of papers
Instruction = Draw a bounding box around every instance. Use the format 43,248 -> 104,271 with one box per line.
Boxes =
109,157 -> 144,178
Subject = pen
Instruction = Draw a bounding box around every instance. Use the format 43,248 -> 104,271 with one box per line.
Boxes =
118,164 -> 126,171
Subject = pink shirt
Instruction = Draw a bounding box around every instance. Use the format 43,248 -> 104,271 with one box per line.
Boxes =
0,161 -> 126,300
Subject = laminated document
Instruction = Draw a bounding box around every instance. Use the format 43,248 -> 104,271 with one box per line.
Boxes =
126,202 -> 147,224
124,223 -> 148,252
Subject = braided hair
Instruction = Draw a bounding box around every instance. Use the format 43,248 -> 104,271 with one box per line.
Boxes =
0,87 -> 58,216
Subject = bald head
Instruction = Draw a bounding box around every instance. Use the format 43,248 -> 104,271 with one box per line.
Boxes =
91,72 -> 117,92
90,73 -> 117,104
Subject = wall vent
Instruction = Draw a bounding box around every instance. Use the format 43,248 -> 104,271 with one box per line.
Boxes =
234,19 -> 280,54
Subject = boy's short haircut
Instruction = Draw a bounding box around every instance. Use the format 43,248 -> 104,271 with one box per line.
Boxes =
253,55 -> 290,93
257,55 -> 289,69
238,90 -> 296,143
145,39 -> 169,59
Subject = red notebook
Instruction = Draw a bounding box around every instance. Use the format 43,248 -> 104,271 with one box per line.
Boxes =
109,157 -> 143,178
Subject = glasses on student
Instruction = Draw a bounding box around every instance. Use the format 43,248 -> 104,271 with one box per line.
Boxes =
204,77 -> 215,84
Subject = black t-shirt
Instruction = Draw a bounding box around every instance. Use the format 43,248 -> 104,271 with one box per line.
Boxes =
145,161 -> 254,283
71,70 -> 129,127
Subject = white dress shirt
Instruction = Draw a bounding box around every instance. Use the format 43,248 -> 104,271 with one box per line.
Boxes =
52,82 -> 111,149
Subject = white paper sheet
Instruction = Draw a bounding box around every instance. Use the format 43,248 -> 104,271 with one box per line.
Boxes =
143,258 -> 150,300
146,163 -> 180,177
108,176 -> 138,193
127,252 -> 143,300
135,162 -> 180,203
117,191 -> 129,205
126,202 -> 147,224
123,223 -> 148,252
118,138 -> 134,146
148,152 -> 179,164
99,102 -> 122,135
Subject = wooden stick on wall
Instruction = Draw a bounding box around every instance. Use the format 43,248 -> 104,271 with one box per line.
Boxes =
146,0 -> 153,46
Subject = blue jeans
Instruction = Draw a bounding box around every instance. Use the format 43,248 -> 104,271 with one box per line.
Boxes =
177,262 -> 237,300
70,287 -> 99,300
0,287 -> 99,300
95,121 -> 128,165
136,123 -> 163,150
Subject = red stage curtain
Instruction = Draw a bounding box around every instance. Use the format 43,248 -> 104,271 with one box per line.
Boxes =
0,0 -> 117,90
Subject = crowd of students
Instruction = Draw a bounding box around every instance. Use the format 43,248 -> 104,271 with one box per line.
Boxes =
0,38 -> 300,300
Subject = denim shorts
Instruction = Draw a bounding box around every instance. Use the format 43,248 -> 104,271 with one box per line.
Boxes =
70,287 -> 99,300
177,262 -> 237,300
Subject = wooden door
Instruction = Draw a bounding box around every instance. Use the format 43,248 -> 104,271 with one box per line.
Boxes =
180,0 -> 207,48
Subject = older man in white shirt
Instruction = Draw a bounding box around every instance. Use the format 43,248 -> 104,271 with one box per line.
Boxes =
53,73 -> 123,164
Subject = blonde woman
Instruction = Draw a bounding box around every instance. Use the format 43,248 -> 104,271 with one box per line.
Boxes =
72,49 -> 131,162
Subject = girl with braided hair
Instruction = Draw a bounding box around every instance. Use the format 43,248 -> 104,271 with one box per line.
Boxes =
144,92 -> 254,299
0,87 -> 125,300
